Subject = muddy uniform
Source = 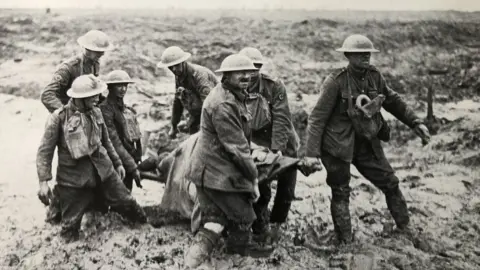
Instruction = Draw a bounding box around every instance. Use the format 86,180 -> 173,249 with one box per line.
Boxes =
100,96 -> 142,191
306,65 -> 420,241
40,54 -> 100,223
41,54 -> 100,113
171,63 -> 218,134
245,73 -> 299,232
36,100 -> 146,239
185,81 -> 258,242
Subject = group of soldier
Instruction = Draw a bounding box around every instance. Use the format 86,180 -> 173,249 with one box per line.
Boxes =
35,29 -> 431,267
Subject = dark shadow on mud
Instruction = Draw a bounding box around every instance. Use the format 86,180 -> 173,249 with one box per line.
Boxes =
142,205 -> 190,228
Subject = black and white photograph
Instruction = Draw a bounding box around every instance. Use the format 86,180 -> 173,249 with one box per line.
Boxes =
0,0 -> 479,269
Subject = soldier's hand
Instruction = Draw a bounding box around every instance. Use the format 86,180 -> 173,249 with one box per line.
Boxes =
311,157 -> 323,172
414,124 -> 431,145
176,86 -> 186,93
116,165 -> 126,180
299,157 -> 323,176
168,125 -> 178,139
37,181 -> 52,206
251,149 -> 267,162
133,169 -> 143,188
273,150 -> 283,157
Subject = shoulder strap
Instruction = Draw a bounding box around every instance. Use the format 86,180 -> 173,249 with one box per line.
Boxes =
259,73 -> 265,96
346,70 -> 353,110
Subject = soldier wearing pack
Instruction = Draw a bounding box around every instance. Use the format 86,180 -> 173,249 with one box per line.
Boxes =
40,29 -> 113,224
156,46 -> 218,138
41,29 -> 113,113
304,35 -> 431,244
238,47 -> 300,243
100,70 -> 143,191
36,75 -> 147,242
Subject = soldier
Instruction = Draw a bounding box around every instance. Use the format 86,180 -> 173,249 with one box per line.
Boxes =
36,75 -> 147,242
183,54 -> 273,268
238,47 -> 300,243
41,29 -> 113,113
304,35 -> 431,244
100,70 -> 143,191
156,46 -> 218,138
40,29 -> 113,224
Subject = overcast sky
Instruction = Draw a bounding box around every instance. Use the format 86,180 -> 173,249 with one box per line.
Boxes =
1,0 -> 479,11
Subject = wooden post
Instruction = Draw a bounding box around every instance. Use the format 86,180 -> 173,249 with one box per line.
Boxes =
426,68 -> 448,122
427,86 -> 434,122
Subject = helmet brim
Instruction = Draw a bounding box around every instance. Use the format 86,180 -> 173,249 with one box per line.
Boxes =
335,48 -> 380,53
215,66 -> 258,73
105,80 -> 134,84
156,52 -> 191,68
252,59 -> 265,65
77,36 -> 114,52
66,84 -> 107,98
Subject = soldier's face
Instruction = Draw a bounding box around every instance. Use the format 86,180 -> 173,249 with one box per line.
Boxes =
226,71 -> 252,90
83,94 -> 100,109
168,62 -> 184,77
346,52 -> 371,69
85,49 -> 104,62
110,84 -> 128,98
149,104 -> 164,120
250,64 -> 262,81
149,131 -> 170,149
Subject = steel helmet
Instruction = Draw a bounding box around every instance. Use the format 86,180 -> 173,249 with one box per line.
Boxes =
335,34 -> 379,53
77,30 -> 113,52
156,46 -> 192,68
215,54 -> 258,73
104,70 -> 134,84
238,47 -> 265,65
67,74 -> 107,98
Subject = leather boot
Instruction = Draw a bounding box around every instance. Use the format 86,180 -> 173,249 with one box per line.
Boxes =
384,186 -> 410,229
226,225 -> 274,258
184,228 -> 220,268
331,188 -> 353,244
252,206 -> 271,244
252,223 -> 272,244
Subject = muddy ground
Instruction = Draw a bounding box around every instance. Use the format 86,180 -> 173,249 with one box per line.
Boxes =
0,8 -> 480,270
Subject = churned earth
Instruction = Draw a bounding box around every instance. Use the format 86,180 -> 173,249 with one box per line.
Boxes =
0,8 -> 479,270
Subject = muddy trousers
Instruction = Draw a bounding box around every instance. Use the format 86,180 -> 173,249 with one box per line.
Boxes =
321,143 -> 410,243
45,173 -> 136,223
195,185 -> 272,256
252,167 -> 297,233
123,172 -> 134,192
54,177 -> 147,241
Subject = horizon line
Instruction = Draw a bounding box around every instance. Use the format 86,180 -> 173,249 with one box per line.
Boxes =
0,7 -> 479,12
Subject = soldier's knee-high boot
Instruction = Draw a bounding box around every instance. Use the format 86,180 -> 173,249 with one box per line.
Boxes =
184,228 -> 221,268
384,185 -> 410,229
252,182 -> 272,242
226,224 -> 274,258
270,168 -> 297,223
330,187 -> 353,244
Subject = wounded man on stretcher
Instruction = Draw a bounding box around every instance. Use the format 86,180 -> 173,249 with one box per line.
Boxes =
137,133 -> 318,233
